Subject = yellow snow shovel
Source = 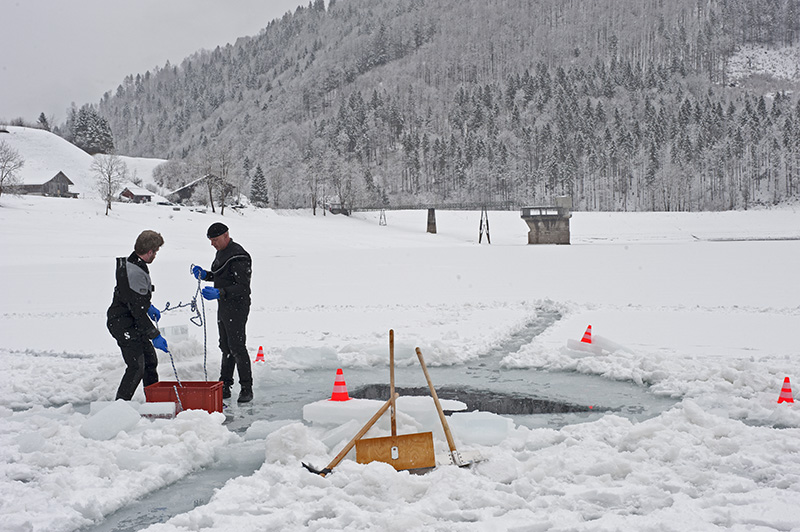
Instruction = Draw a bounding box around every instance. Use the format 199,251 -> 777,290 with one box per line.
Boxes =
303,393 -> 398,476
355,330 -> 436,471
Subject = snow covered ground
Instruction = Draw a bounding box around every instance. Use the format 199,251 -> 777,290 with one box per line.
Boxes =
727,43 -> 800,83
1,194 -> 800,532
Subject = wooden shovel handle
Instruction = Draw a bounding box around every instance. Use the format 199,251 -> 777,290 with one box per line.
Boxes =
415,347 -> 459,454
321,393 -> 398,476
390,329 -> 397,437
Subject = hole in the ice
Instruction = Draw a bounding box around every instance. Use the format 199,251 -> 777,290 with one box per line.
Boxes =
350,384 -> 605,415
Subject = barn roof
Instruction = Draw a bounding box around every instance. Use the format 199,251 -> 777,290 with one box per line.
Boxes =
121,183 -> 152,196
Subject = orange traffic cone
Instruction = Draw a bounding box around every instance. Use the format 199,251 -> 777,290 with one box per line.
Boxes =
581,325 -> 592,344
254,346 -> 265,363
777,377 -> 794,404
330,368 -> 350,401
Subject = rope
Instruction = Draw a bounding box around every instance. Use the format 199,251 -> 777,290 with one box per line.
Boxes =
200,287 -> 208,381
158,265 -> 211,382
161,282 -> 203,327
153,318 -> 182,386
173,385 -> 184,412
169,352 -> 182,386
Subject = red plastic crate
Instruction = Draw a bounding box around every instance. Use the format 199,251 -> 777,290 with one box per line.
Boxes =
145,381 -> 223,413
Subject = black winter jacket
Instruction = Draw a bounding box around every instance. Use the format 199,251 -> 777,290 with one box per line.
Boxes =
107,252 -> 159,340
206,240 -> 251,305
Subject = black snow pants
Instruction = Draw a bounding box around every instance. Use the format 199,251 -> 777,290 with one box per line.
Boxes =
109,325 -> 159,400
218,302 -> 252,389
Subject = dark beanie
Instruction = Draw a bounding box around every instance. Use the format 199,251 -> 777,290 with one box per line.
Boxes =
207,222 -> 229,238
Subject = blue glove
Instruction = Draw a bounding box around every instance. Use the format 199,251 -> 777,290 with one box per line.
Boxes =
201,287 -> 220,300
147,304 -> 161,322
191,265 -> 207,280
152,335 -> 168,353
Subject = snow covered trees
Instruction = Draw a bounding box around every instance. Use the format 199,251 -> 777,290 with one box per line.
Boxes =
37,113 -> 51,132
72,106 -> 115,155
96,0 -> 800,211
250,165 -> 268,207
152,159 -> 192,192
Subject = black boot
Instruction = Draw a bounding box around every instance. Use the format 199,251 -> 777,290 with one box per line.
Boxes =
238,386 -> 253,403
222,385 -> 231,400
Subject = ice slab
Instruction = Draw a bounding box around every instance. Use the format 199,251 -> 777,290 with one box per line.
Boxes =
89,400 -> 116,415
565,335 -> 633,357
304,396 -> 468,443
80,400 -> 141,441
565,338 -> 603,357
449,411 -> 513,445
89,400 -> 176,419
160,324 -> 190,343
138,402 -> 177,419
303,397 -> 466,426
244,419 -> 296,441
304,397 -> 513,448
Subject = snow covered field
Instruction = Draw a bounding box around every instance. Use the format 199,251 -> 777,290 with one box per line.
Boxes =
1,195 -> 800,532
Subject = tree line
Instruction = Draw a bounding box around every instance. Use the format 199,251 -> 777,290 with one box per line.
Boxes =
80,0 -> 800,211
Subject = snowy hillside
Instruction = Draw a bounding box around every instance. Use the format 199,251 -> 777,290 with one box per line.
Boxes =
118,155 -> 169,189
727,43 -> 800,83
1,126 -> 96,196
1,125 -> 165,198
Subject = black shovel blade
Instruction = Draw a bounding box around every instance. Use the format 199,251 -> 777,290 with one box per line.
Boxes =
302,462 -> 331,476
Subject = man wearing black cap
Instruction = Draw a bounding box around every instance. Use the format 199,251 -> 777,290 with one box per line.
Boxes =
192,223 -> 254,403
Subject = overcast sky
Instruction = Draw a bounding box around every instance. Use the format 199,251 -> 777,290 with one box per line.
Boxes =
0,0 -> 307,125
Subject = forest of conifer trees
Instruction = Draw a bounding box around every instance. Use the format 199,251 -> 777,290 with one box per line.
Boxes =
95,0 -> 800,212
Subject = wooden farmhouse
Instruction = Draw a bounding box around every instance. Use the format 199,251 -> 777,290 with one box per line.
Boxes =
167,174 -> 234,205
20,171 -> 79,198
168,175 -> 210,203
119,184 -> 153,203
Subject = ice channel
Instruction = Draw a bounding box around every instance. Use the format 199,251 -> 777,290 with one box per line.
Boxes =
81,307 -> 677,531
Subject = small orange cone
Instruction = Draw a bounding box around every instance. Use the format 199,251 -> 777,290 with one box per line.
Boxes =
330,368 -> 350,401
254,346 -> 265,363
581,325 -> 592,344
777,377 -> 794,404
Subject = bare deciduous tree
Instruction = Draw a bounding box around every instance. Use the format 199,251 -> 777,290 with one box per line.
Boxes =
152,159 -> 192,191
0,140 -> 25,199
304,137 -> 327,215
92,153 -> 128,215
193,150 -> 217,213
215,142 -> 236,215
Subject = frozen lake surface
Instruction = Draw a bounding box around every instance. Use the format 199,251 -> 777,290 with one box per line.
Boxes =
82,308 -> 676,531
